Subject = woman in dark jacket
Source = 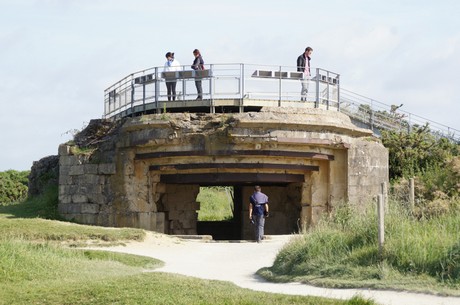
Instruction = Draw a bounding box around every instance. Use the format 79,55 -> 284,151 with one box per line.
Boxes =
191,49 -> 204,100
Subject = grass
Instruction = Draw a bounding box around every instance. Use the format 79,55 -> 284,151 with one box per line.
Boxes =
0,193 -> 374,305
259,199 -> 460,296
197,186 -> 234,221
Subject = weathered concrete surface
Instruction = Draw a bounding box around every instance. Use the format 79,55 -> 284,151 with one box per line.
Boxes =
28,155 -> 59,197
58,107 -> 388,238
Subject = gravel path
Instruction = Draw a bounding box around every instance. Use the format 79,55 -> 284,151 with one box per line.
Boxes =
98,233 -> 460,305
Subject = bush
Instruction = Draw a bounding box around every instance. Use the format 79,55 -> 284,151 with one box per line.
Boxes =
0,170 -> 29,205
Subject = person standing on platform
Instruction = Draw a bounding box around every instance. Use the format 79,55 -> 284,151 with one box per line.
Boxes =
297,47 -> 313,101
191,49 -> 205,100
249,185 -> 269,243
164,52 -> 181,101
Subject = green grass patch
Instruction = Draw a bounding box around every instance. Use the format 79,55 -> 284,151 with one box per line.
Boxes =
0,234 -> 371,305
1,271 -> 373,305
0,190 -> 145,246
259,200 -> 460,296
0,184 -> 60,219
197,186 -> 234,221
0,195 -> 373,304
0,216 -> 145,246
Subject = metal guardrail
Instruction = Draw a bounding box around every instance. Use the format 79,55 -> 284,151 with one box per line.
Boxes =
340,88 -> 459,142
104,63 -> 339,117
103,63 -> 459,142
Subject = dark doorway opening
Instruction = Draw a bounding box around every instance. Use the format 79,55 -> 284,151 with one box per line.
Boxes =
197,185 -> 243,240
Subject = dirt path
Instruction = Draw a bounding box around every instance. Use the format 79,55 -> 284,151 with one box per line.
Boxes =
98,233 -> 460,305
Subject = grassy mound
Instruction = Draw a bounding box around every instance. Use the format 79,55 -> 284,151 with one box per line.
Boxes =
259,199 -> 460,296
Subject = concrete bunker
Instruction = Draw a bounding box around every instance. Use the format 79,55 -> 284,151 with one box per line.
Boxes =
58,107 -> 388,240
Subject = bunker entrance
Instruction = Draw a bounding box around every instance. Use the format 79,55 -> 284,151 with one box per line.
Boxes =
196,186 -> 240,240
159,173 -> 306,240
195,184 -> 303,240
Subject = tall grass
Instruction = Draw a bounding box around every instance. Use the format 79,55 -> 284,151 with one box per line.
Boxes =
260,199 -> 460,295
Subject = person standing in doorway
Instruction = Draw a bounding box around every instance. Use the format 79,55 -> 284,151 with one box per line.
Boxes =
297,47 -> 313,101
164,52 -> 181,101
191,49 -> 204,100
249,185 -> 269,243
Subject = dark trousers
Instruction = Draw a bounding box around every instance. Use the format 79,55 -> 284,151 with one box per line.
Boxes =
195,80 -> 202,99
166,81 -> 177,101
253,215 -> 265,242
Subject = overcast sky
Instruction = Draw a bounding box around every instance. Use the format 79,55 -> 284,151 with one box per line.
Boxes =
1,0 -> 459,171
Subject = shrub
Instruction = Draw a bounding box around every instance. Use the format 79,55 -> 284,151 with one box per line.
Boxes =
0,170 -> 29,205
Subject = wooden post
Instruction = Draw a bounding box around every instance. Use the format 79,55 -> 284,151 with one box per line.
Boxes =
409,177 -> 415,212
381,182 -> 388,212
377,194 -> 385,257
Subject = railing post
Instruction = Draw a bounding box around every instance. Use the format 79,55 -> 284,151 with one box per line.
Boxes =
337,74 -> 340,111
370,99 -> 374,132
209,64 -> 215,114
315,68 -> 320,108
154,67 -> 160,114
326,70 -> 330,110
130,80 -> 135,118
209,64 -> 214,102
240,63 -> 245,113
278,65 -> 282,107
142,83 -> 146,115
182,65 -> 186,101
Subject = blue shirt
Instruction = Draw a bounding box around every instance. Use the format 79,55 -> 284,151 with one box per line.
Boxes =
250,191 -> 268,216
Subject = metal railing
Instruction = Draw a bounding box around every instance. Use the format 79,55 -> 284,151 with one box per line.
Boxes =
340,88 -> 459,142
103,63 -> 340,118
103,63 -> 459,142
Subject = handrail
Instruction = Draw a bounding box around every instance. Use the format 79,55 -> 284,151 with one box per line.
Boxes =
103,63 -> 459,142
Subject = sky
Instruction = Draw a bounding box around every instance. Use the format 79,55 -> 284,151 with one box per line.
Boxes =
1,0 -> 459,171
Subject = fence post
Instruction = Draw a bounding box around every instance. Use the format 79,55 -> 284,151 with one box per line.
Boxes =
377,194 -> 385,257
381,182 -> 388,212
409,177 -> 415,212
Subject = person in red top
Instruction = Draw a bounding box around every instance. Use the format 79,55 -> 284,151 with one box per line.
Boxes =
249,185 -> 269,243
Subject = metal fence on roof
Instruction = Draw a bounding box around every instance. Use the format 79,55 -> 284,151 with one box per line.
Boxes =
103,63 -> 459,142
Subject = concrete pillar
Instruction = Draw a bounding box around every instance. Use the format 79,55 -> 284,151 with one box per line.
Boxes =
310,160 -> 329,226
300,172 -> 312,232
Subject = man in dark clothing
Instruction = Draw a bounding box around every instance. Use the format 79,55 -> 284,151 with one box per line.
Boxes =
191,49 -> 204,100
249,185 -> 269,243
297,47 -> 313,101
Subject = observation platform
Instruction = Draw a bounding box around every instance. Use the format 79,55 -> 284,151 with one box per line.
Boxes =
104,63 -> 340,119
104,63 -> 459,141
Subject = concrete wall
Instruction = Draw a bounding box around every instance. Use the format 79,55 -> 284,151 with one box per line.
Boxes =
58,108 -> 388,237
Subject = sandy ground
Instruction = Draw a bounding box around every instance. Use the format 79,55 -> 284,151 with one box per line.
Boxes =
96,233 -> 460,305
